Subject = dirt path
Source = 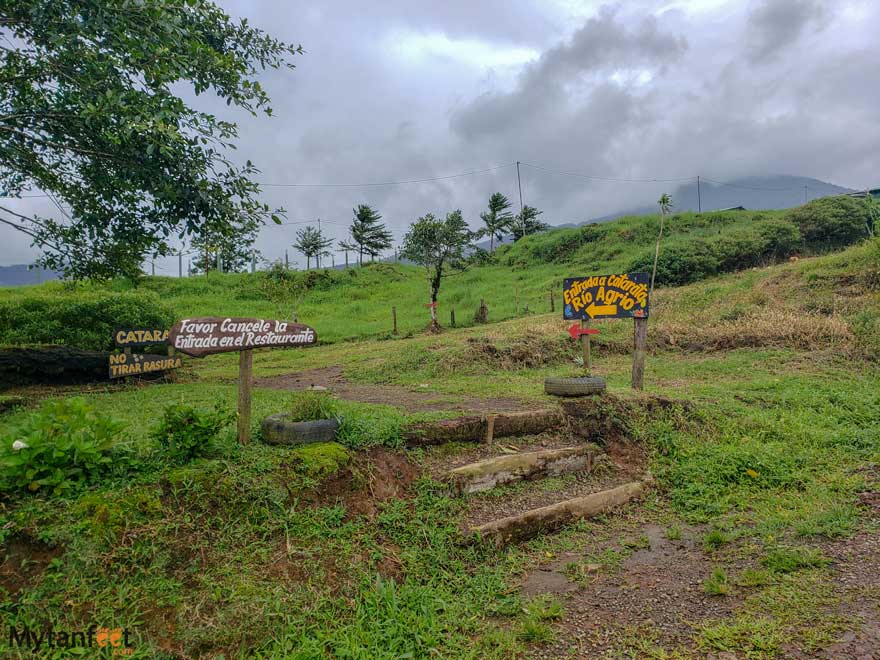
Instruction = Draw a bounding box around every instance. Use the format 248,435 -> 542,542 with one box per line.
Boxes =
255,365 -> 542,414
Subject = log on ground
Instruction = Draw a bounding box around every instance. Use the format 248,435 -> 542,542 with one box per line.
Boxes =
469,479 -> 647,547
449,445 -> 599,494
403,409 -> 564,446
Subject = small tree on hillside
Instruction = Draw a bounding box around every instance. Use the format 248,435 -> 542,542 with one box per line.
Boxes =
350,204 -> 393,264
400,210 -> 479,329
650,193 -> 673,298
338,239 -> 357,267
511,205 -> 549,241
480,193 -> 514,252
191,215 -> 261,273
293,226 -> 332,270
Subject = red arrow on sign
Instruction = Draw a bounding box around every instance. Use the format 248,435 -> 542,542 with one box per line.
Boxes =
568,323 -> 600,340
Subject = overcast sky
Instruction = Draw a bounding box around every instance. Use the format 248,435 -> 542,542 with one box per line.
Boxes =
2,0 -> 879,270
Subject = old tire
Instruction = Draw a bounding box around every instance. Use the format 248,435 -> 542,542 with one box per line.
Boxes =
261,414 -> 339,446
544,376 -> 606,397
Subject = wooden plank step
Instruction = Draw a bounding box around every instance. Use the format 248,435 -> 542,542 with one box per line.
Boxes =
468,478 -> 650,547
403,409 -> 564,446
448,445 -> 600,495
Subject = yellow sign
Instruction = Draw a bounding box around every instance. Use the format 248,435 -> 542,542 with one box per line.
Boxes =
114,328 -> 169,347
563,272 -> 649,319
109,352 -> 181,379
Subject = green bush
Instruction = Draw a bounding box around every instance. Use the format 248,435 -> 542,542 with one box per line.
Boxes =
0,290 -> 174,350
630,240 -> 720,286
0,398 -> 126,495
757,218 -> 802,258
289,391 -> 339,421
151,403 -> 235,463
785,196 -> 870,249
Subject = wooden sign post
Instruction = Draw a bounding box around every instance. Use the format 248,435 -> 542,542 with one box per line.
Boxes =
562,273 -> 650,389
169,317 -> 318,443
237,349 -> 253,443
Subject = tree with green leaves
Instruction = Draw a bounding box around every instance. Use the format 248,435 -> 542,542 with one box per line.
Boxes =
511,205 -> 548,241
190,214 -> 261,273
400,210 -> 478,329
480,192 -> 514,252
349,204 -> 392,264
293,225 -> 332,270
0,0 -> 301,280
650,193 -> 673,298
338,239 -> 357,268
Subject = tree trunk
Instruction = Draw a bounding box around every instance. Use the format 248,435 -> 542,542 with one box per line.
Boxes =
429,268 -> 442,329
306,255 -> 310,270
650,213 -> 666,298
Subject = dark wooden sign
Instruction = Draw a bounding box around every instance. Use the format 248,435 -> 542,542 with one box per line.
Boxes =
114,327 -> 169,347
109,352 -> 181,379
168,317 -> 317,358
563,272 -> 649,320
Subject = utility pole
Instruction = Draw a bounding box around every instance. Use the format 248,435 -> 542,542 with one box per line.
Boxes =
285,249 -> 289,269
151,260 -> 155,276
516,160 -> 524,235
697,175 -> 702,213
178,252 -> 183,278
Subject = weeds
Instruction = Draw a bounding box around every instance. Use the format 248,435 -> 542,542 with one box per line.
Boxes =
704,568 -> 730,596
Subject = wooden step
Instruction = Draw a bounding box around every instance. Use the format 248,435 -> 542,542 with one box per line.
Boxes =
469,477 -> 650,547
448,445 -> 600,494
403,409 -> 564,446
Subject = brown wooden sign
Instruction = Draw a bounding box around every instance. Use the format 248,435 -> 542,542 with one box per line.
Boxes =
109,352 -> 181,379
168,317 -> 317,358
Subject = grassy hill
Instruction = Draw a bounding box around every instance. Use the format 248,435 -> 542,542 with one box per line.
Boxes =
0,196 -> 873,350
0,236 -> 878,657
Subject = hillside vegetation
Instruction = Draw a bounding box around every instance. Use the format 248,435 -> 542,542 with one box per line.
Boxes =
0,238 -> 877,657
0,196 -> 873,350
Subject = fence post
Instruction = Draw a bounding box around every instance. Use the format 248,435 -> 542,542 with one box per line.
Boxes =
392,306 -> 398,335
450,308 -> 456,327
632,317 -> 648,390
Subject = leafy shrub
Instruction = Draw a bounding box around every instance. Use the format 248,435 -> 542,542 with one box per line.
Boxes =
757,218 -> 802,258
151,403 -> 234,463
0,398 -> 126,495
0,290 -> 174,350
289,391 -> 339,421
785,196 -> 870,249
630,240 -> 720,286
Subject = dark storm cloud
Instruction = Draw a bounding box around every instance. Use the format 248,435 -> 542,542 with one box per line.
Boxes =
452,7 -> 687,141
746,0 -> 833,62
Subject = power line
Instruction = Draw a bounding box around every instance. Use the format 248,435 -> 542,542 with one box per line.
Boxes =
519,161 -> 696,184
700,177 -> 808,192
258,162 -> 516,188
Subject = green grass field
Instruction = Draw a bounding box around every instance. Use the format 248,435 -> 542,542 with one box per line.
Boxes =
0,207 -> 878,657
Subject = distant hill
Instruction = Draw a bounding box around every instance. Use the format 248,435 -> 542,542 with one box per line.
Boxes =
0,264 -> 60,287
552,175 -> 854,229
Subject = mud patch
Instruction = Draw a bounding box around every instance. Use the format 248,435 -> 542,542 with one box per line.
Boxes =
298,446 -> 421,519
0,535 -> 62,596
255,365 -> 538,414
521,520 -> 739,657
